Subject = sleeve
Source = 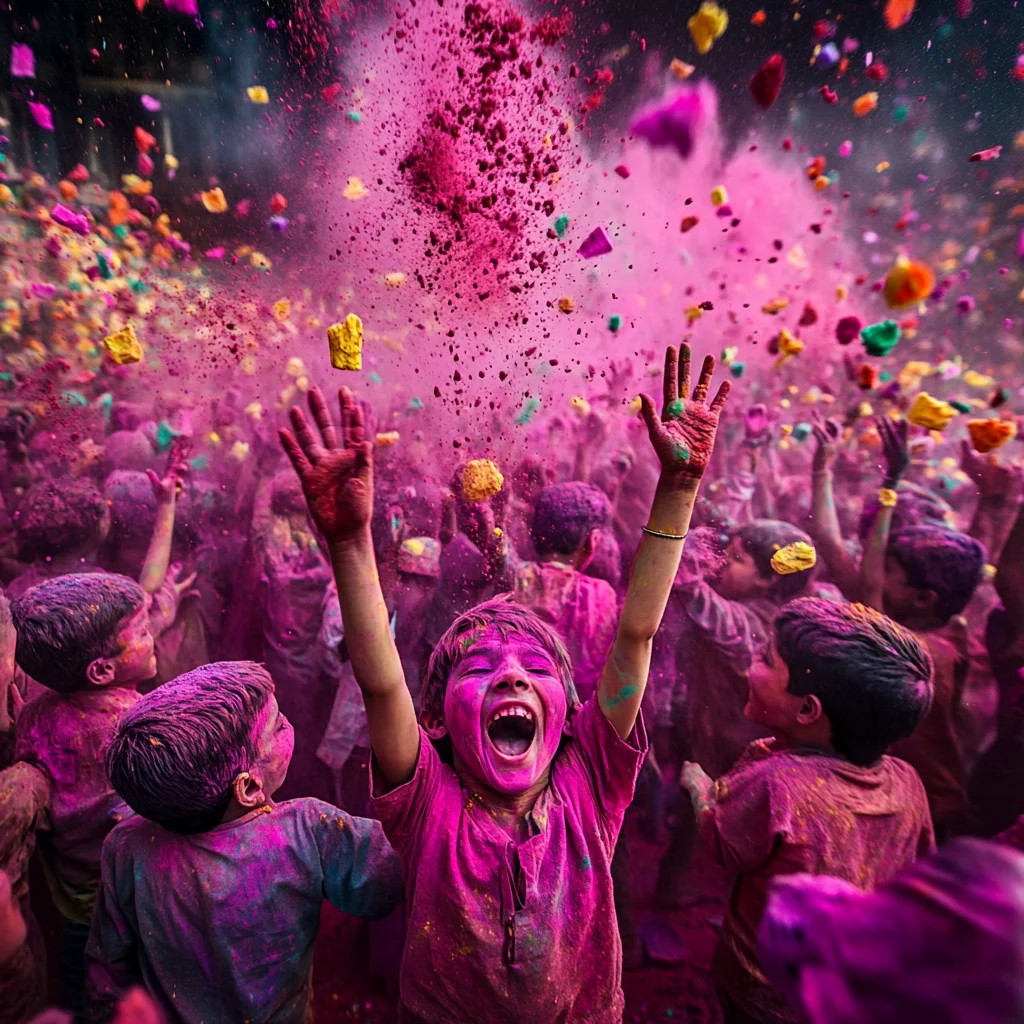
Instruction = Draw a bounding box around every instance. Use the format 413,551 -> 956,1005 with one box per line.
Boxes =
568,694 -> 648,839
370,727 -> 446,859
697,751 -> 779,874
677,575 -> 769,677
84,837 -> 143,1024
314,805 -> 405,919
0,761 -> 50,884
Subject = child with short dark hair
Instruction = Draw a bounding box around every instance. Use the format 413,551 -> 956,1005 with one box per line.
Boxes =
860,419 -> 988,838
280,344 -> 730,1020
681,598 -> 936,1024
12,572 -> 156,1014
86,661 -> 402,1023
512,480 -> 618,702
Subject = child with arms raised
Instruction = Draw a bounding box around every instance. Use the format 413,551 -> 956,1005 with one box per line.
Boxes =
681,598 -> 936,1024
280,344 -> 730,1021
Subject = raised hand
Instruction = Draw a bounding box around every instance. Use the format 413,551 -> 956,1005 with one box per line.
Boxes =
960,440 -> 1024,501
146,437 -> 190,503
639,344 -> 730,481
279,386 -> 373,546
876,415 -> 910,487
811,411 -> 842,473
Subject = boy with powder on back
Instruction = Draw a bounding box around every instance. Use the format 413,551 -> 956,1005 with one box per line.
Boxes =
280,344 -> 730,1021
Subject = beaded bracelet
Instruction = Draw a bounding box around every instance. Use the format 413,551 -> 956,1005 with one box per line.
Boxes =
642,526 -> 688,541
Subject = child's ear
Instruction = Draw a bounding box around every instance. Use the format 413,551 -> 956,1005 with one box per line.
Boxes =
795,693 -> 824,726
85,656 -> 117,688
232,771 -> 267,811
915,589 -> 939,614
420,708 -> 448,740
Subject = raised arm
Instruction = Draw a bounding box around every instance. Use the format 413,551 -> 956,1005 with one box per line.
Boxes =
137,443 -> 188,595
808,414 -> 861,601
995,498 -> 1024,627
961,441 -> 1024,564
861,416 -> 909,611
598,344 -> 730,739
280,387 -> 418,789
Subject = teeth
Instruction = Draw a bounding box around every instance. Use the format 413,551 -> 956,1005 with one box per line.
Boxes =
491,706 -> 534,724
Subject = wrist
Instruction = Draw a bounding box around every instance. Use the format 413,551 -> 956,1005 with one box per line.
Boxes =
656,471 -> 701,496
328,526 -> 373,557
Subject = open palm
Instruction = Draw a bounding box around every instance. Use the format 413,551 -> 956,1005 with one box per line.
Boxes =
639,344 -> 730,479
279,386 -> 374,545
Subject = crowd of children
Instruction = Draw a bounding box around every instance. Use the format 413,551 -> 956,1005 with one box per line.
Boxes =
1,302 -> 1023,1024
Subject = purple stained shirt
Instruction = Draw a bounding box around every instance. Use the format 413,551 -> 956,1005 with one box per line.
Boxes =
372,695 -> 647,1023
14,686 -> 140,923
85,799 -> 403,1024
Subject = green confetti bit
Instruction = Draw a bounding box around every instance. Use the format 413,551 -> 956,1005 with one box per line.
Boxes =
516,396 -> 541,425
368,372 -> 382,384
950,399 -> 972,414
608,314 -> 622,332
553,214 -> 570,237
879,371 -> 892,383
580,855 -> 591,870
730,362 -> 745,378
114,224 -> 129,239
128,277 -> 149,294
61,390 -> 88,407
861,319 -> 902,356
346,110 -> 362,123
190,454 -> 211,471
894,104 -> 908,123
791,422 -> 811,442
409,397 -> 423,410
0,371 -> 13,382
155,420 -> 180,452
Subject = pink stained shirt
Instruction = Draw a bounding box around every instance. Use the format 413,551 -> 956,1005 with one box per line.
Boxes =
14,686 -> 139,923
372,694 -> 647,1023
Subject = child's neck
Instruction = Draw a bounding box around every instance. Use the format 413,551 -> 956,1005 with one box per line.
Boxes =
895,610 -> 945,633
454,757 -> 550,843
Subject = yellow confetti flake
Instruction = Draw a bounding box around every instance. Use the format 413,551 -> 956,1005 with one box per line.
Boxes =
558,296 -> 574,313
875,161 -> 890,173
963,370 -> 995,389
762,297 -> 790,315
686,305 -> 704,323
570,396 -> 591,416
250,251 -> 271,270
710,185 -> 728,206
327,314 -> 364,371
375,431 -> 401,447
770,541 -> 816,575
244,401 -> 263,420
164,154 -> 179,170
384,272 -> 406,288
342,176 -> 369,200
230,441 -> 250,460
836,284 -> 848,301
247,86 -> 270,104
907,392 -> 956,431
688,2 -> 729,55
102,325 -> 143,365
201,187 -> 229,214
462,459 -> 504,502
272,299 -> 292,322
670,58 -> 696,79
0,185 -> 13,205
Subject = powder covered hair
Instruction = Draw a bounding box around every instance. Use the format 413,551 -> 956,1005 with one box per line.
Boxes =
531,481 -> 611,558
106,661 -> 274,834
420,595 -> 578,721
14,479 -> 106,559
774,598 -> 933,766
12,573 -> 146,694
886,526 -> 986,624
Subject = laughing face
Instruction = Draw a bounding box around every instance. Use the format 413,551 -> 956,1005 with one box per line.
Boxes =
442,626 -> 569,796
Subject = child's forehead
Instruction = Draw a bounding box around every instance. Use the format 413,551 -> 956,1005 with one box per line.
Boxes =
458,625 -> 553,661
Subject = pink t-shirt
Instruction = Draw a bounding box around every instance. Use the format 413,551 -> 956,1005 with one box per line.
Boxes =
372,695 -> 647,1023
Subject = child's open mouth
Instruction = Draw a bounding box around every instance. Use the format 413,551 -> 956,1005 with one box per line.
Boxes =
486,705 -> 537,758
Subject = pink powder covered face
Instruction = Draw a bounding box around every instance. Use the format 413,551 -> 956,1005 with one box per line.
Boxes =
442,626 -> 568,795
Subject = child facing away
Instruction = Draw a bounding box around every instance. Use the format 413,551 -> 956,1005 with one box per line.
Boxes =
279,344 -> 731,1021
681,598 -> 936,1024
85,661 -> 403,1023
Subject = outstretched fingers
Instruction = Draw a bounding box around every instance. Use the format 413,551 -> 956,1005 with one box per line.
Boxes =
679,344 -> 692,402
692,354 -> 715,404
662,346 -> 679,417
308,387 -> 339,450
279,427 -> 312,477
288,405 -> 324,463
639,393 -> 661,439
709,379 -> 731,413
339,386 -> 367,448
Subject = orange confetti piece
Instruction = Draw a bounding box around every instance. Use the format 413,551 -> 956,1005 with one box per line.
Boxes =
853,92 -> 878,116
883,0 -> 915,30
750,9 -> 766,25
201,187 -> 229,214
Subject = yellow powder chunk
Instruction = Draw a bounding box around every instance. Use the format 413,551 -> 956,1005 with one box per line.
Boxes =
272,299 -> 291,322
710,185 -> 728,206
967,418 -> 1017,454
558,296 -> 574,313
688,2 -> 729,55
201,187 -> 228,214
102,325 -> 143,365
670,58 -> 696,79
462,459 -> 504,503
247,86 -> 270,104
762,296 -> 790,315
778,328 -> 803,356
907,392 -> 956,431
375,431 -> 401,447
570,396 -> 591,416
327,314 -> 363,371
342,176 -> 369,200
770,541 -> 817,575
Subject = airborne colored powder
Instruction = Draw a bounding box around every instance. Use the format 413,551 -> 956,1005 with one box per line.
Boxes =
285,0 -> 862,466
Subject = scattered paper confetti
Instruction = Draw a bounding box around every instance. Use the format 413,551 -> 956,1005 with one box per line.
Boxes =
247,86 -> 270,104
27,101 -> 54,131
577,225 -> 613,258
11,43 -> 34,78
688,2 -> 729,55
853,92 -> 878,116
